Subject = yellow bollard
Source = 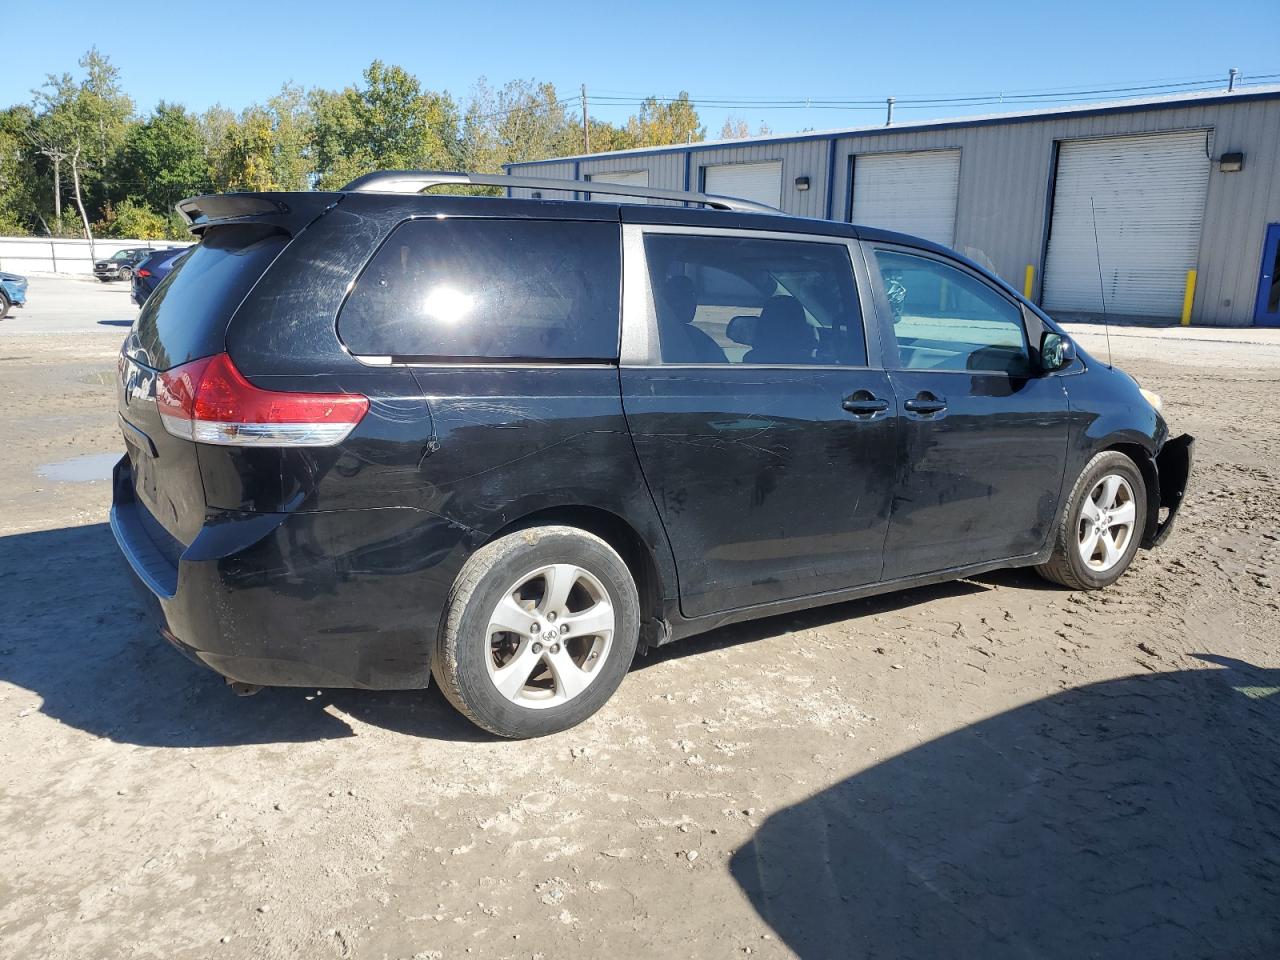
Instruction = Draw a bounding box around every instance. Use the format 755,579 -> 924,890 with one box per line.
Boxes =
1180,269 -> 1197,326
1023,264 -> 1035,300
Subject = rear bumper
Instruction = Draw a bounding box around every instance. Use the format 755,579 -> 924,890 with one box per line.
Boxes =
110,456 -> 475,689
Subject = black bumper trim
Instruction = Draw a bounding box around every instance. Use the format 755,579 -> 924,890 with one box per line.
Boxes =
1150,433 -> 1194,548
110,500 -> 179,598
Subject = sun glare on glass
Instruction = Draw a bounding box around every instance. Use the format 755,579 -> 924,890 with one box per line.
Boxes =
422,287 -> 476,324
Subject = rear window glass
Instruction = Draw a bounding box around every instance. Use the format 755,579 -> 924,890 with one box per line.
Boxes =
337,219 -> 621,360
129,225 -> 287,371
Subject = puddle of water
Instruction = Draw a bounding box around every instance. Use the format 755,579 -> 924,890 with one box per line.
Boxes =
38,452 -> 120,483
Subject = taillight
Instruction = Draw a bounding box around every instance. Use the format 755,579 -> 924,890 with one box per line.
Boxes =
136,268 -> 151,277
156,352 -> 369,447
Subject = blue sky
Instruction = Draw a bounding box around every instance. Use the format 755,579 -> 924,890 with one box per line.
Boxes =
4,0 -> 1278,134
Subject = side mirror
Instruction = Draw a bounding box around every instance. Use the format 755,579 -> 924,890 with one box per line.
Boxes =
726,314 -> 758,346
1040,331 -> 1075,372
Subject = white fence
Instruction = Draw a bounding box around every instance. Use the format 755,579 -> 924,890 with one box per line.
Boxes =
0,236 -> 193,276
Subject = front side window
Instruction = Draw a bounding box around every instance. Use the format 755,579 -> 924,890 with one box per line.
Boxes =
339,219 -> 621,360
873,249 -> 1030,375
642,233 -> 866,366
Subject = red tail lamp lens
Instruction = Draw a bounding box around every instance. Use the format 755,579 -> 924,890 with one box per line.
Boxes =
156,352 -> 368,446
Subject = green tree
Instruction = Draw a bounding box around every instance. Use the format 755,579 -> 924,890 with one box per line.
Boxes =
463,79 -> 575,173
29,48 -> 134,251
208,85 -> 314,193
310,61 -> 460,190
117,102 -> 210,211
265,84 -> 313,190
99,197 -> 168,238
625,92 -> 705,147
0,106 -> 40,234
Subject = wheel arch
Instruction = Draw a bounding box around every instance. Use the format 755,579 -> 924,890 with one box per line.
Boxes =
487,505 -> 671,649
1102,441 -> 1161,548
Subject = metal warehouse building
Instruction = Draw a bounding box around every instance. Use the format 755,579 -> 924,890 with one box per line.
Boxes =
506,86 -> 1280,327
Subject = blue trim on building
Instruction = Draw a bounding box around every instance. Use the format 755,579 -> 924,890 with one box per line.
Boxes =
683,151 -> 692,207
824,140 -> 838,220
508,87 -> 1280,167
573,160 -> 581,201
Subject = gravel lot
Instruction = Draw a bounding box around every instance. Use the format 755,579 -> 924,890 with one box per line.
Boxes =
2,277 -> 1278,959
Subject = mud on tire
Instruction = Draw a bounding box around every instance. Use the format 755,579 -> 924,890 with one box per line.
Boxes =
432,525 -> 640,738
1037,450 -> 1147,590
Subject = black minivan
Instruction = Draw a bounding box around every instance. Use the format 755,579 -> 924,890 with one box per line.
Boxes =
111,172 -> 1192,738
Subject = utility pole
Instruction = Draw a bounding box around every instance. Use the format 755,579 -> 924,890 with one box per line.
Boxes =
885,96 -> 895,126
1228,67 -> 1238,92
38,147 -> 66,230
581,84 -> 591,154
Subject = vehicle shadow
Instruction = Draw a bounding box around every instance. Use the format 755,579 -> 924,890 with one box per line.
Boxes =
3,522 -> 1041,748
96,319 -> 134,327
638,578 -> 994,669
0,523 -> 490,746
729,655 -> 1280,959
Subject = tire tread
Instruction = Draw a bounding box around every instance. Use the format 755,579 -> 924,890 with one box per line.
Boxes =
432,525 -> 633,738
1036,450 -> 1144,590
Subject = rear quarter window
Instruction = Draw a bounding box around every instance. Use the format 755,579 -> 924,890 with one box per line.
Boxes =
129,225 -> 288,371
337,219 -> 621,361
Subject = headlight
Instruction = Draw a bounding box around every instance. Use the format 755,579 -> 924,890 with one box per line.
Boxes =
1139,387 -> 1163,412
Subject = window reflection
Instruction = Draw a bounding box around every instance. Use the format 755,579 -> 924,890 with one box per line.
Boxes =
422,287 -> 477,325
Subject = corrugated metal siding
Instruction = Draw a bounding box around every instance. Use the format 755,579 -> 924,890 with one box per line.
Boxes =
850,149 -> 961,246
1042,131 -> 1211,318
580,151 -> 686,205
507,96 -> 1280,324
691,140 -> 830,218
507,161 -> 577,200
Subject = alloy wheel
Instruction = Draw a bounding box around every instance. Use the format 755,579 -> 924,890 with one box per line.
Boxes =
484,563 -> 615,709
1077,474 -> 1137,572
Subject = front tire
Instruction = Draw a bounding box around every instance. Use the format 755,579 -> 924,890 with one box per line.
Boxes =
433,526 -> 640,738
1037,451 -> 1146,590
0,293 -> 9,319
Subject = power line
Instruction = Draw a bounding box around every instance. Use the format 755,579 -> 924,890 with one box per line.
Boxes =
579,70 -> 1280,113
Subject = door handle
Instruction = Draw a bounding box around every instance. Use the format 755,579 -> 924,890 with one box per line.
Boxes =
842,393 -> 890,415
904,393 -> 947,415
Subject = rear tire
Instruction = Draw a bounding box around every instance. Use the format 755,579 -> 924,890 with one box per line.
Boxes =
0,293 -> 9,319
1036,451 -> 1146,590
433,526 -> 640,738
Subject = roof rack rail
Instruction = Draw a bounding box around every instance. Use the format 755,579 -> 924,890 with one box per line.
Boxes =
339,169 -> 780,214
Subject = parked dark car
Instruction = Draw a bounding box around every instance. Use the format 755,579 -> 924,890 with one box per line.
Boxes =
0,270 -> 27,318
94,247 -> 154,282
130,247 -> 189,307
110,172 -> 1193,738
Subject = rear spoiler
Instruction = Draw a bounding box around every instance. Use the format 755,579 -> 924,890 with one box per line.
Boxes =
175,192 -> 341,236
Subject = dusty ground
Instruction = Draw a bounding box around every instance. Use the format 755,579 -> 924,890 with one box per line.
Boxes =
2,279 -> 1278,959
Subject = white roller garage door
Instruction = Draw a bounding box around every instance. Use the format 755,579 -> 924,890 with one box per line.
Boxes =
587,169 -> 649,204
850,149 -> 961,246
702,160 -> 782,208
1042,131 -> 1210,318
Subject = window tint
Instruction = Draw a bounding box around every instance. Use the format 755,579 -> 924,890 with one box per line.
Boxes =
874,249 -> 1030,375
643,233 -> 866,366
130,225 -> 287,371
339,219 -> 621,360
